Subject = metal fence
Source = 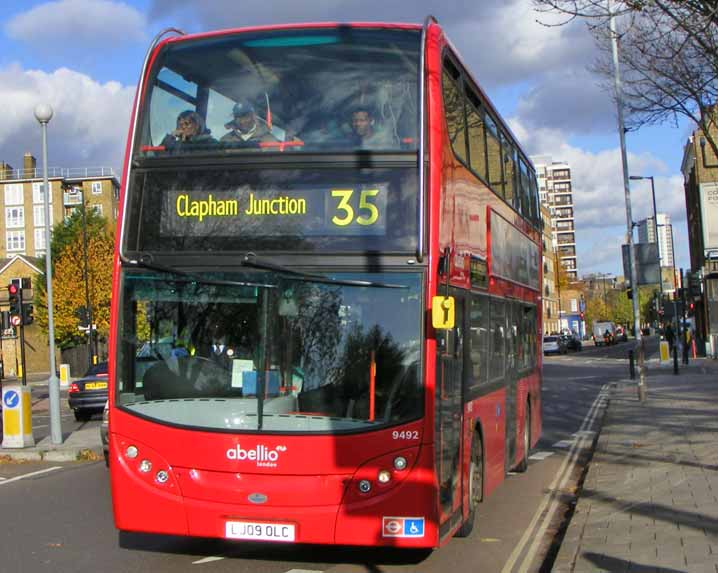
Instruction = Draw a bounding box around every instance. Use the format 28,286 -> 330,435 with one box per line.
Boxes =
1,167 -> 116,180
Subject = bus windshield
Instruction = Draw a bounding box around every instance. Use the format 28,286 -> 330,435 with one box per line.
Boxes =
137,27 -> 420,155
116,268 -> 423,433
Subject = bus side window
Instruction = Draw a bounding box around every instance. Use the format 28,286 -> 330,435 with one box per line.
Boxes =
501,133 -> 516,208
469,295 -> 489,391
466,90 -> 488,182
485,115 -> 503,199
489,299 -> 505,382
519,158 -> 531,218
442,66 -> 468,165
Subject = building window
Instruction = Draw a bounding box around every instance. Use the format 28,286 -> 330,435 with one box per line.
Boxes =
6,230 -> 25,252
570,298 -> 578,312
90,204 -> 103,216
5,206 -> 24,228
91,181 -> 102,195
32,182 -> 52,204
4,184 -> 23,205
34,228 -> 47,254
33,204 -> 53,227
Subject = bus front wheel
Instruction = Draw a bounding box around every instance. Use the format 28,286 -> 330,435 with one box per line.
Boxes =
455,431 -> 483,538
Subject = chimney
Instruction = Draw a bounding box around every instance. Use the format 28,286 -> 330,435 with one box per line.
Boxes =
0,161 -> 13,180
23,153 -> 37,177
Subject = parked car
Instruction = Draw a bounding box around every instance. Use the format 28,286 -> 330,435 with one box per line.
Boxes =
543,335 -> 567,355
100,399 -> 109,467
562,333 -> 583,352
68,362 -> 108,421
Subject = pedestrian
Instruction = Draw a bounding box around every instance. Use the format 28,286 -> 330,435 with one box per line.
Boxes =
664,323 -> 675,354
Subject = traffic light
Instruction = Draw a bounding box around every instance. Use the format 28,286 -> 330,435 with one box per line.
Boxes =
579,312 -> 585,320
7,283 -> 21,320
22,303 -> 34,325
626,287 -> 633,300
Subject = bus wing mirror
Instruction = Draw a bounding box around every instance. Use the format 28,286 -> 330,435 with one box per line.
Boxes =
432,296 -> 455,330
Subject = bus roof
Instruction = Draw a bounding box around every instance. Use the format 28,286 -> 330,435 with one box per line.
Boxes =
161,22 -> 423,47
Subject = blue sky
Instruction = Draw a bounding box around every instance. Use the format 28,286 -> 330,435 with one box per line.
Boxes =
0,0 -> 694,275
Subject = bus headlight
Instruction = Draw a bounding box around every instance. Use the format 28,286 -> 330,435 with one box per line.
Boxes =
139,459 -> 152,473
125,445 -> 138,459
155,470 -> 169,484
393,456 -> 408,470
377,470 -> 392,484
358,479 -> 372,493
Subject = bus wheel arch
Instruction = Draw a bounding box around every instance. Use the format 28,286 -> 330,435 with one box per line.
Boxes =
455,425 -> 484,538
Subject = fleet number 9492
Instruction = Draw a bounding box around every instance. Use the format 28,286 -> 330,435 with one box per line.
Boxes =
392,430 -> 419,440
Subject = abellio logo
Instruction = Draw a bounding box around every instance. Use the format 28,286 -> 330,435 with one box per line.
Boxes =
226,444 -> 287,467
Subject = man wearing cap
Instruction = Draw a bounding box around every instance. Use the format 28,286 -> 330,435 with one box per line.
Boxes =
221,100 -> 278,145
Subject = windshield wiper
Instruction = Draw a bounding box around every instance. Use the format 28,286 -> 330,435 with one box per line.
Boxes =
121,253 -> 276,289
240,253 -> 407,289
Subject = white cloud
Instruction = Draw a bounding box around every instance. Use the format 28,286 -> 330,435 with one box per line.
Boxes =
5,0 -> 146,46
0,64 -> 134,172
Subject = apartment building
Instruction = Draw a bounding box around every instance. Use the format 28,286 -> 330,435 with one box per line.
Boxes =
0,153 -> 119,375
540,203 -> 559,334
530,155 -> 578,280
636,213 -> 675,268
1,153 -> 119,258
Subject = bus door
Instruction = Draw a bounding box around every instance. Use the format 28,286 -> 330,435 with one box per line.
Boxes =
435,289 -> 465,521
504,301 -> 519,472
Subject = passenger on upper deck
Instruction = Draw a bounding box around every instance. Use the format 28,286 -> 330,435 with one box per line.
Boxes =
161,110 -> 215,150
347,104 -> 396,150
220,100 -> 279,145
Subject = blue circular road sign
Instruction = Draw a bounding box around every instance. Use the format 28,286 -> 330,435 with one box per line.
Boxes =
3,390 -> 19,409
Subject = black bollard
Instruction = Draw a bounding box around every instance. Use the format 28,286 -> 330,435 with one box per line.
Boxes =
629,349 -> 636,380
673,344 -> 679,374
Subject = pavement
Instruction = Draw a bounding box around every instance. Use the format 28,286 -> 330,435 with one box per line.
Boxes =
0,375 -> 104,462
553,356 -> 718,573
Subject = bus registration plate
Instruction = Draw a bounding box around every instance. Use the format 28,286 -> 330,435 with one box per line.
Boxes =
225,520 -> 296,542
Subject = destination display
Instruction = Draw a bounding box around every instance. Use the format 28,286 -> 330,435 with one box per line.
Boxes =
161,185 -> 388,237
125,167 -> 418,254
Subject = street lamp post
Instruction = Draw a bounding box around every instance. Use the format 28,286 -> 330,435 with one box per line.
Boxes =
609,0 -> 646,401
34,103 -> 62,445
77,189 -> 94,368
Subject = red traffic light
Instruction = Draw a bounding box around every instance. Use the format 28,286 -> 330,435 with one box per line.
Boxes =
7,283 -> 18,295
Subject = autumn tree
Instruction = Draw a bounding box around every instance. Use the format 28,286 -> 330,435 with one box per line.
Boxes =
533,0 -> 718,157
34,209 -> 114,349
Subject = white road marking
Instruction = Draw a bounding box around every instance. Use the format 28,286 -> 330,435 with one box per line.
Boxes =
192,556 -> 225,564
0,466 -> 62,486
502,385 -> 609,573
529,451 -> 554,461
552,440 -> 573,449
284,570 -> 323,573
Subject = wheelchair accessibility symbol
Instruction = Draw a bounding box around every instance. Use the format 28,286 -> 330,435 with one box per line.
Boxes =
382,517 -> 425,538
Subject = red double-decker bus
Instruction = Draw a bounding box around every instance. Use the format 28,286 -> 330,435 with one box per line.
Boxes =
109,17 -> 542,548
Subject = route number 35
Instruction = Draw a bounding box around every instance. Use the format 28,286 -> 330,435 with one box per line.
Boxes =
331,189 -> 381,226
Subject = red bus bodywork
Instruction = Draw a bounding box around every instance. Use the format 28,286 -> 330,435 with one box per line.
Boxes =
108,20 -> 542,549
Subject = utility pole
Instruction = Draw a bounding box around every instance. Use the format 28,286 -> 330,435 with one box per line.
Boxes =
34,103 -> 62,444
609,0 -> 646,401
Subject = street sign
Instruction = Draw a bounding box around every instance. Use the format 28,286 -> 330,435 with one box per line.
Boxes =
10,315 -> 21,326
622,243 -> 660,286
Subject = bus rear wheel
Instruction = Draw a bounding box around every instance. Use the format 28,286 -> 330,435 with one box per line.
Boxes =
455,431 -> 483,538
516,404 -> 531,473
